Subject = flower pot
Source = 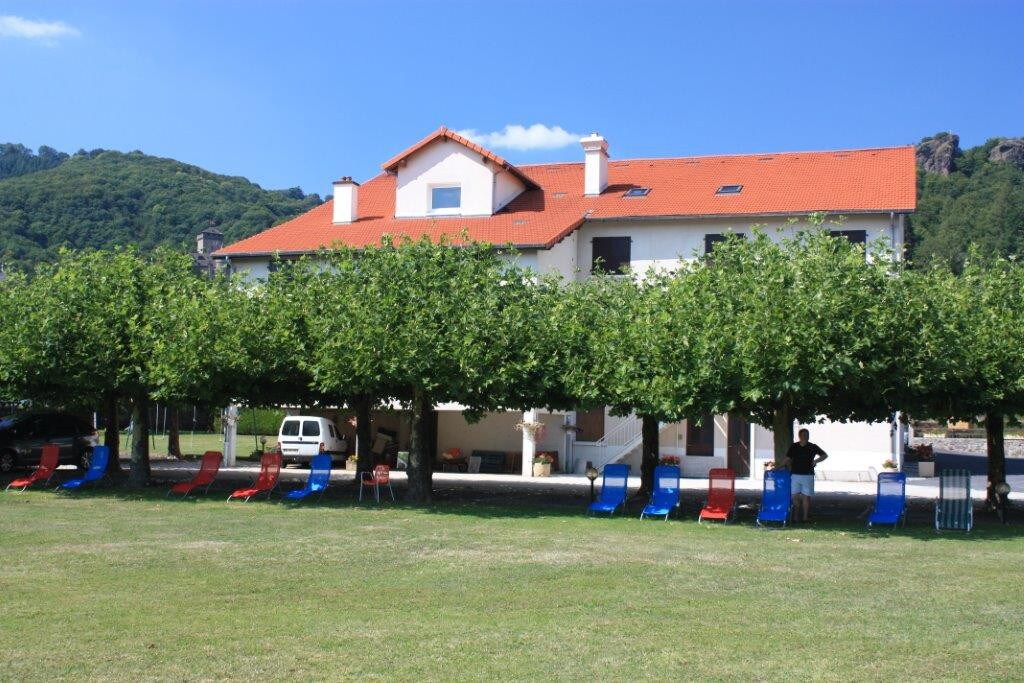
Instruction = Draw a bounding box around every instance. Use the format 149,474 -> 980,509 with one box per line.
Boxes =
345,460 -> 358,472
918,461 -> 934,477
533,463 -> 551,477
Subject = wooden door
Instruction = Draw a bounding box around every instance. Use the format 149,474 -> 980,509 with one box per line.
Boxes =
575,407 -> 605,442
727,414 -> 751,477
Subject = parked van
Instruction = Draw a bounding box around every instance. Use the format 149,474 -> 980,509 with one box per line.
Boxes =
277,416 -> 347,465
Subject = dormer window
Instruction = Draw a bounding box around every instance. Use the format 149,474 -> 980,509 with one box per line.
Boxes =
430,185 -> 462,214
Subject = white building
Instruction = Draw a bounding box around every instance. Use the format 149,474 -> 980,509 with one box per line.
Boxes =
215,126 -> 917,481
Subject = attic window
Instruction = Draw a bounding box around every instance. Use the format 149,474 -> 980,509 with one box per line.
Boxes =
430,185 -> 461,214
623,187 -> 651,198
716,184 -> 743,195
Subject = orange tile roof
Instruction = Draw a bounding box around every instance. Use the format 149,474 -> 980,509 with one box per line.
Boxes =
216,145 -> 916,256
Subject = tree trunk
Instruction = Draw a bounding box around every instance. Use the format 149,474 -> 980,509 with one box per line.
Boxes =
167,406 -> 181,458
985,412 -> 1006,510
103,393 -> 122,473
406,388 -> 434,504
772,404 -> 793,466
635,414 -> 660,497
130,394 -> 151,487
354,395 -> 373,474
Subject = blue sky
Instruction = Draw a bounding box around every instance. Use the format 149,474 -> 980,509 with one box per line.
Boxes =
1,0 -> 1022,197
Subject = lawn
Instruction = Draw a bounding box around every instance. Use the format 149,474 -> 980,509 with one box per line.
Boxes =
119,432 -> 276,459
0,490 -> 1020,681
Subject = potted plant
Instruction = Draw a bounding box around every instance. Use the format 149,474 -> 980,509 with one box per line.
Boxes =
881,459 -> 898,472
532,452 -> 553,477
659,455 -> 681,467
515,420 -> 547,443
911,443 -> 935,477
345,454 -> 359,472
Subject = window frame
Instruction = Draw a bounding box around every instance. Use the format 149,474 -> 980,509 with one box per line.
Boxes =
428,184 -> 462,215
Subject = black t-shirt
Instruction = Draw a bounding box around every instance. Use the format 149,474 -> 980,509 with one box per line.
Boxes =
786,442 -> 826,475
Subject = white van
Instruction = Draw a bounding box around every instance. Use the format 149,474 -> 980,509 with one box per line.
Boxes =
277,416 -> 347,465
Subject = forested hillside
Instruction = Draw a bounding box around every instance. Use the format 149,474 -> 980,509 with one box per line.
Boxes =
0,145 -> 321,266
912,134 -> 1024,267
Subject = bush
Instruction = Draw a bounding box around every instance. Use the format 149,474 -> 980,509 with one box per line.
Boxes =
212,407 -> 285,436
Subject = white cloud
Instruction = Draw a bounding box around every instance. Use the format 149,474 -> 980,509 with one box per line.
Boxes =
0,15 -> 80,43
457,124 -> 582,151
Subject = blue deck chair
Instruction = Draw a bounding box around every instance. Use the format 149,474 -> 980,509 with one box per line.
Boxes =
58,445 -> 110,491
867,472 -> 906,528
640,465 -> 681,520
587,464 -> 630,515
935,469 -> 973,532
282,454 -> 332,503
756,469 -> 791,527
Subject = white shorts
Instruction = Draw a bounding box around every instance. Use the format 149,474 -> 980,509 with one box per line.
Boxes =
791,474 -> 815,496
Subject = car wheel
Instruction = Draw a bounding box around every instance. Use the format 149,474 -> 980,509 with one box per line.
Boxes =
78,449 -> 92,470
0,450 -> 15,474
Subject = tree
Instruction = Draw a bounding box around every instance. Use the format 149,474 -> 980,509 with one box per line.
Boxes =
894,256 -> 1024,507
308,238 -> 565,503
703,226 -> 901,463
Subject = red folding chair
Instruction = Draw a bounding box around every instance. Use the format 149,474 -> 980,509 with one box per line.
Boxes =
168,451 -> 222,497
359,464 -> 395,503
5,443 -> 59,491
228,452 -> 281,502
698,468 -> 737,523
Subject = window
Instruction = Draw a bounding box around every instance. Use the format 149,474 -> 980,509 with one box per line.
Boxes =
591,236 -> 631,274
704,233 -> 745,255
302,420 -> 321,437
623,187 -> 650,198
430,185 -> 461,212
716,184 -> 743,195
686,415 -> 715,456
575,408 -> 605,442
281,420 -> 300,437
830,230 -> 867,245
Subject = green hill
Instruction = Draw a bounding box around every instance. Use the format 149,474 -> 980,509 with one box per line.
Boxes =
0,146 -> 321,267
912,134 -> 1024,267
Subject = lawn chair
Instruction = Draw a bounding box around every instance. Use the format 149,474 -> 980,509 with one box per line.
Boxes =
756,469 -> 791,527
359,464 -> 395,503
640,465 -> 681,520
6,443 -> 60,491
227,451 -> 281,502
283,454 -> 332,503
935,469 -> 973,532
587,464 -> 630,515
698,468 -> 737,523
58,445 -> 110,491
168,451 -> 222,498
867,471 -> 906,528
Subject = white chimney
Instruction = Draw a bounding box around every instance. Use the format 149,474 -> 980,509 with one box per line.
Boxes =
332,177 -> 359,224
581,133 -> 609,196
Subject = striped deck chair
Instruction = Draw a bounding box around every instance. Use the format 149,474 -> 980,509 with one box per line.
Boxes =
935,469 -> 973,532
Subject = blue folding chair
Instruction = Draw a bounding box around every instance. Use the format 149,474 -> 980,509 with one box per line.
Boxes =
640,465 -> 681,520
58,445 -> 110,491
756,469 -> 791,527
587,464 -> 630,515
867,472 -> 906,528
282,454 -> 332,503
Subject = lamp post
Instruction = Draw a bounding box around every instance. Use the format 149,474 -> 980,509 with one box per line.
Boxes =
995,481 -> 1012,524
585,462 -> 598,503
259,435 -> 267,454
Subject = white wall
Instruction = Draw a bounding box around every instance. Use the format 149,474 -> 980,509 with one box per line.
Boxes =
536,232 -> 578,276
394,139 -> 524,218
436,410 -> 564,460
575,214 -> 898,281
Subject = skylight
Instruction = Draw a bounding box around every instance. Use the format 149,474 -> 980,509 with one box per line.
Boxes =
623,187 -> 651,198
716,184 -> 743,195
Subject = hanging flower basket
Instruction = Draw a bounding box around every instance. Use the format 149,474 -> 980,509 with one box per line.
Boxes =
515,420 -> 547,443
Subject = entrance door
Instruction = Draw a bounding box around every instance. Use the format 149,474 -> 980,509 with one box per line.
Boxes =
727,414 -> 750,477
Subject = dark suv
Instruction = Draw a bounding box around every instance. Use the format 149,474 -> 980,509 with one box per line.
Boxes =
0,412 -> 99,473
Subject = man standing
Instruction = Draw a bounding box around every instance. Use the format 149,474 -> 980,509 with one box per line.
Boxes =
781,428 -> 828,522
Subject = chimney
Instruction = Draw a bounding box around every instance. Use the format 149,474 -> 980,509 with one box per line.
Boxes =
332,177 -> 359,224
581,133 -> 609,196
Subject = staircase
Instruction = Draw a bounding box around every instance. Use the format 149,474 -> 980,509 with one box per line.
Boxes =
583,414 -> 668,471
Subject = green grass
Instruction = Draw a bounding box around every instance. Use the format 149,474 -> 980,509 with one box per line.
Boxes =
121,432 -> 276,459
0,491 -> 1021,681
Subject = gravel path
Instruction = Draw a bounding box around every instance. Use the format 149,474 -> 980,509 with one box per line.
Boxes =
911,436 -> 1024,458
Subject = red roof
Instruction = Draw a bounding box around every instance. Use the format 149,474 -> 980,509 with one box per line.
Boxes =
217,144 -> 916,257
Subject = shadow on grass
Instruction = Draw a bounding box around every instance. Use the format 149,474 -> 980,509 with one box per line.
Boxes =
3,469 -> 1021,539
